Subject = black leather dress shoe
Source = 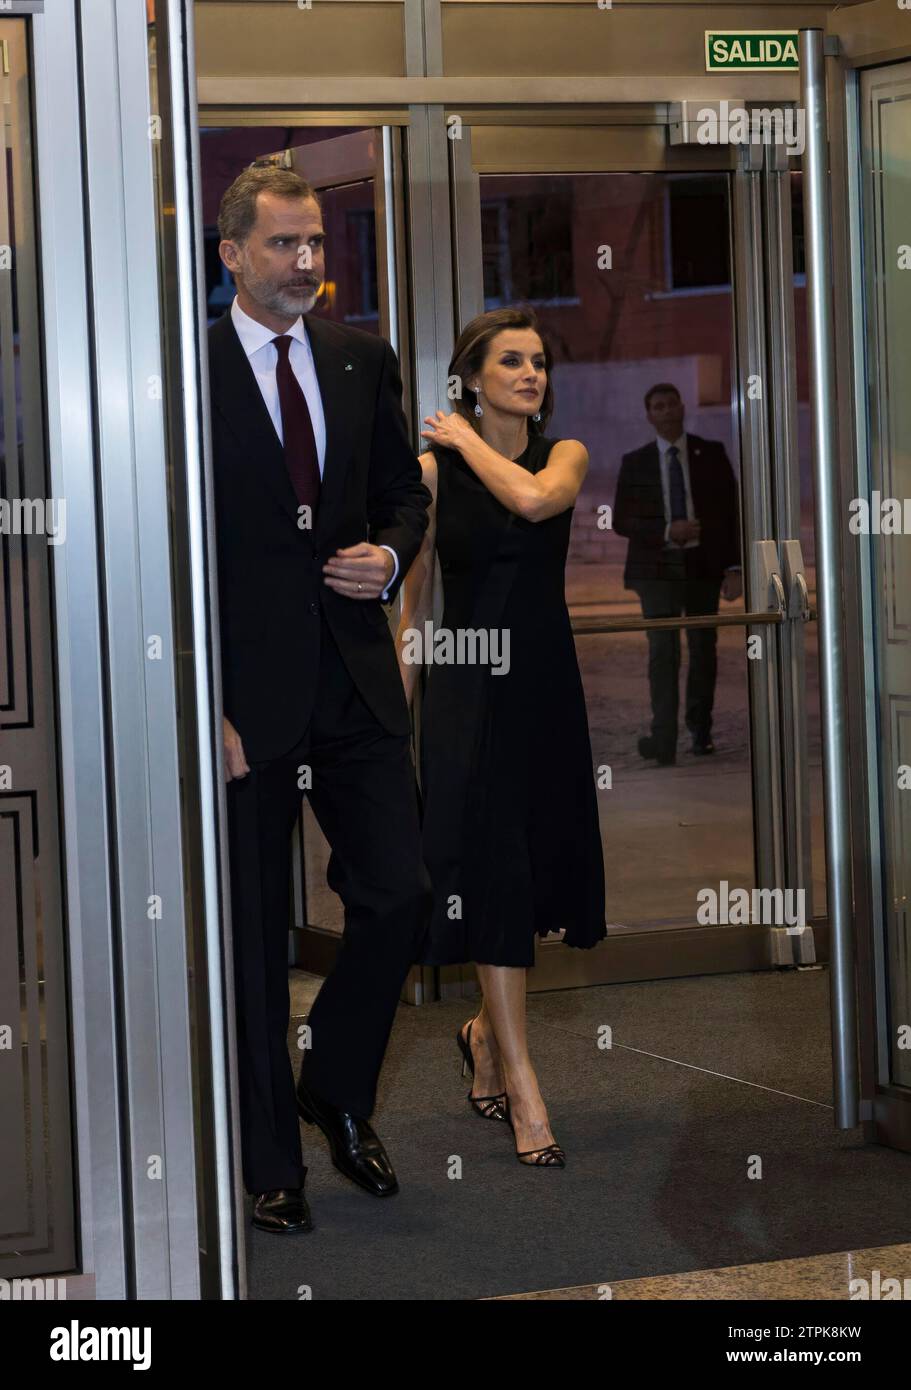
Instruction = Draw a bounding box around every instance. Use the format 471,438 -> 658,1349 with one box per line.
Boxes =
692,738 -> 715,755
638,735 -> 676,766
297,1082 -> 399,1197
251,1185 -> 313,1234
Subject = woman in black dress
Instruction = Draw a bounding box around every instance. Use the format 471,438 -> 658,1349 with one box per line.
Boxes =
396,307 -> 606,1167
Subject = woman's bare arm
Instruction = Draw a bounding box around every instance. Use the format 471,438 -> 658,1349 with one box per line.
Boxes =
394,450 -> 438,707
420,411 -> 588,522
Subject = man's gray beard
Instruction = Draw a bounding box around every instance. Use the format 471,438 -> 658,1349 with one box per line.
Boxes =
272,286 -> 319,316
263,285 -> 319,317
242,267 -> 319,317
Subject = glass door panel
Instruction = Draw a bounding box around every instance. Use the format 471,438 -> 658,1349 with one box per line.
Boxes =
859,64 -> 911,1090
475,167 -> 755,933
577,626 -> 754,929
283,131 -> 383,339
199,122 -> 404,972
446,121 -> 820,987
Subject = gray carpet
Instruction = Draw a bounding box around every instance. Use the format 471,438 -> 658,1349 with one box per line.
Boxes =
244,968 -> 911,1300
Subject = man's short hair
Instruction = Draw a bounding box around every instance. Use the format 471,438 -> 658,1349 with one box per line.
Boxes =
217,165 -> 320,245
644,382 -> 682,411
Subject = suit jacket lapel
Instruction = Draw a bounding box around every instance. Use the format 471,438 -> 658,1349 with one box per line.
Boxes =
211,314 -> 301,526
645,440 -> 661,492
686,434 -> 705,511
212,311 -> 360,532
304,313 -> 358,536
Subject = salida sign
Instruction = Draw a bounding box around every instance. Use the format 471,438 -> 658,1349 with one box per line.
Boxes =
705,31 -> 800,72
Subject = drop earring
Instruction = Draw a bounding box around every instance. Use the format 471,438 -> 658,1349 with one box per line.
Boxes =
473,385 -> 483,417
532,411 -> 542,422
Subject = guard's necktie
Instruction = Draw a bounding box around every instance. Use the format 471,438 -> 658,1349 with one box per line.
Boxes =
272,334 -> 321,515
667,444 -> 687,521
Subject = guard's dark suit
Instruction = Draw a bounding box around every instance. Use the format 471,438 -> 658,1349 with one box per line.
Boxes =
209,309 -> 433,1193
613,434 -> 741,756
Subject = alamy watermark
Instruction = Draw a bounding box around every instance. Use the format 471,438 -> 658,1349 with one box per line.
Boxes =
696,101 -> 806,156
849,1269 -> 911,1300
848,492 -> 911,534
696,881 -> 807,932
400,622 -> 510,674
0,496 -> 66,545
0,1276 -> 68,1300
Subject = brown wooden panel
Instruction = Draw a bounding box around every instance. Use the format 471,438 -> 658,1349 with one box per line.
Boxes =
195,0 -> 406,79
467,122 -> 734,172
441,3 -> 841,78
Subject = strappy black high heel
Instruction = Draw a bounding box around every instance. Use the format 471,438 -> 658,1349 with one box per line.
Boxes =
503,1095 -> 566,1166
456,1018 -> 507,1122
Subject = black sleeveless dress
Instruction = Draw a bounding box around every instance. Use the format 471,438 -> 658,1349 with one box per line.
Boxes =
417,433 -> 607,967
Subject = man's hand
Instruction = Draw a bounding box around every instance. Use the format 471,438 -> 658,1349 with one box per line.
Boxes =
322,542 -> 394,599
721,570 -> 743,603
224,716 -> 250,782
668,518 -> 701,545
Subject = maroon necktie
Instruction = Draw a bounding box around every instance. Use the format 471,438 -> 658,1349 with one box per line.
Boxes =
272,334 -> 321,516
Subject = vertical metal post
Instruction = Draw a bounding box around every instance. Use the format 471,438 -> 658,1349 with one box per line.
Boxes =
761,138 -> 814,914
731,147 -> 786,896
800,28 -> 857,1126
449,126 -> 484,333
159,0 -> 245,1298
34,0 -> 129,1301
376,126 -> 400,357
404,0 -> 450,1002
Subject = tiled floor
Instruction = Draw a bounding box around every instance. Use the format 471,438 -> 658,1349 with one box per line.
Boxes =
491,1243 -> 911,1299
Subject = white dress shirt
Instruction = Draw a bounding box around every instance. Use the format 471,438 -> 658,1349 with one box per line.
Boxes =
230,296 -> 399,600
656,432 -> 698,550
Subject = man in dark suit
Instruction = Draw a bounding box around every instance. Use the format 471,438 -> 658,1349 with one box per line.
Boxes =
210,166 -> 432,1233
613,383 -> 742,766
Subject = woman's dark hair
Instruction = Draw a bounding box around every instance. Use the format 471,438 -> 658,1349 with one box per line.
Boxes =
448,306 -> 554,435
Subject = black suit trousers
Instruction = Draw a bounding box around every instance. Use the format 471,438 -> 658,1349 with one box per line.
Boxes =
631,574 -> 723,753
226,612 -> 431,1194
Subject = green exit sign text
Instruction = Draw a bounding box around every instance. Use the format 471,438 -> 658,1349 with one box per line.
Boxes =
705,31 -> 800,72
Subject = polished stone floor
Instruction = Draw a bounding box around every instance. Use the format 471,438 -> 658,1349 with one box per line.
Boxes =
491,1243 -> 911,1300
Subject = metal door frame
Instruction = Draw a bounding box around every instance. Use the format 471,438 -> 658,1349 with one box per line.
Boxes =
30,0 -> 242,1298
31,0 -> 127,1299
444,108 -> 820,993
825,0 -> 911,1151
30,0 -> 911,1305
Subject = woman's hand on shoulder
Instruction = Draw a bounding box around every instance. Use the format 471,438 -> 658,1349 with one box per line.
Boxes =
420,409 -> 477,457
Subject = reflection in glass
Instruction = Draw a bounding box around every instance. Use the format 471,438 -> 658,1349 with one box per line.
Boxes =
860,73 -> 911,1088
478,171 -> 753,929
